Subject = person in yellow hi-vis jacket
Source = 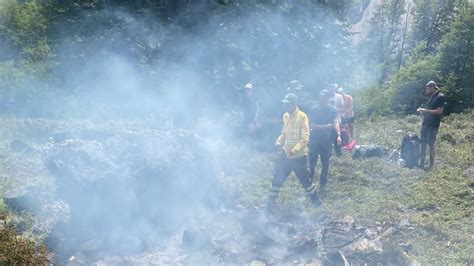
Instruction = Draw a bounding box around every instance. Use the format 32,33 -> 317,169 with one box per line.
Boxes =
267,93 -> 321,210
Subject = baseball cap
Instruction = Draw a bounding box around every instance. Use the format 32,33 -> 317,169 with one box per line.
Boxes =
281,93 -> 298,104
287,80 -> 303,91
319,89 -> 330,97
425,81 -> 439,89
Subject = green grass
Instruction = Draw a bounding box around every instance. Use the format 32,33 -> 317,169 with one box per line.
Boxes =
221,110 -> 474,264
0,111 -> 472,264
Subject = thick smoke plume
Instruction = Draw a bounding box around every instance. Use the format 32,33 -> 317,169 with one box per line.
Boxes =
2,1 -> 362,263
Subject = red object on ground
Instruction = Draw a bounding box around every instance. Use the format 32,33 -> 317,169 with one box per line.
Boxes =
342,139 -> 356,150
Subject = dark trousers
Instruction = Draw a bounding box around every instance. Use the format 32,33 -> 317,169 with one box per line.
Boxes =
269,153 -> 319,206
331,129 -> 341,157
272,153 -> 312,188
309,142 -> 331,187
420,125 -> 439,168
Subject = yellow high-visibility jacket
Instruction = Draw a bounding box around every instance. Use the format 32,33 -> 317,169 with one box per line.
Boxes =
275,107 -> 309,159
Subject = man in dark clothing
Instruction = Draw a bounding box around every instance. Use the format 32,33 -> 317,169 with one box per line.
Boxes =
328,84 -> 344,157
309,89 -> 341,189
417,81 -> 446,170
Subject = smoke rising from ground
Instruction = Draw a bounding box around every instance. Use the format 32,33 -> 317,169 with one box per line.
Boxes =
8,2 -> 356,120
2,1 -> 360,262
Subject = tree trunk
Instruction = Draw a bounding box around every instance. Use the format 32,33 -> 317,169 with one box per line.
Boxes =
397,3 -> 410,70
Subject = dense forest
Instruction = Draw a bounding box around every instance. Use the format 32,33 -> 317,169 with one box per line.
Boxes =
0,0 -> 473,265
0,0 -> 472,118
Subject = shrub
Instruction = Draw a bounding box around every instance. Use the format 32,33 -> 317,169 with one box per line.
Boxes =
387,54 -> 439,115
354,84 -> 392,117
0,220 -> 48,265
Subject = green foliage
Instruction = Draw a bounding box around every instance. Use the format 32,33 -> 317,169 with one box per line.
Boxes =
357,0 -> 472,117
359,0 -> 406,84
0,0 -> 55,112
0,221 -> 48,265
358,1 -> 473,118
354,84 -> 392,116
409,0 -> 459,54
0,1 -> 52,63
388,52 -> 440,115
437,5 -> 474,113
223,111 -> 474,264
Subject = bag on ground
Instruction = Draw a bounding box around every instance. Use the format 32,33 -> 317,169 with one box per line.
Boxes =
400,133 -> 421,169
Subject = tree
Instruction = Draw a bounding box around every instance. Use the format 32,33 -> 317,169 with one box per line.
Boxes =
437,5 -> 474,113
360,0 -> 406,86
388,53 -> 440,115
409,0 -> 459,54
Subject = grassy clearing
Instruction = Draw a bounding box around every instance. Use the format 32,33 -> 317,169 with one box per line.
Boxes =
222,110 -> 473,264
0,111 -> 472,264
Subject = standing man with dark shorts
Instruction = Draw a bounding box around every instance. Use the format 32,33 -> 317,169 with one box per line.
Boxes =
309,89 -> 341,190
417,81 -> 446,170
267,93 -> 321,209
338,87 -> 355,144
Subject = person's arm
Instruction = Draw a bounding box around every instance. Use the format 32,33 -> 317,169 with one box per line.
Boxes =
344,96 -> 353,114
419,107 -> 444,115
254,100 -> 260,124
336,95 -> 345,114
275,114 -> 287,146
290,115 -> 310,155
417,96 -> 445,115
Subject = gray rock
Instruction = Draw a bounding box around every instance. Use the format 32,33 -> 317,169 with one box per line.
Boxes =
399,218 -> 411,228
399,242 -> 413,253
341,237 -> 383,254
182,227 -> 213,251
3,187 -> 43,213
463,166 -> 474,179
322,215 -> 358,249
288,236 -> 318,258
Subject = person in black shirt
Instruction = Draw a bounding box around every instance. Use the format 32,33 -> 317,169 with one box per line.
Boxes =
417,81 -> 446,170
309,89 -> 341,189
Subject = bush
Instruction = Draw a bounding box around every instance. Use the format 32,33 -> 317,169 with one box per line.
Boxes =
0,220 -> 48,265
354,84 -> 392,117
387,53 -> 439,115
437,6 -> 474,114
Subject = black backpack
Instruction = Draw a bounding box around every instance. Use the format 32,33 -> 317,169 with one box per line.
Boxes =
400,133 -> 421,169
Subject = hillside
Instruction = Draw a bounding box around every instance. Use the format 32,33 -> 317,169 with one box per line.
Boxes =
1,111 -> 472,264
0,0 -> 472,264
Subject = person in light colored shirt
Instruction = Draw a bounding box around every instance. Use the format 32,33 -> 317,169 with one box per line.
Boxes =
338,87 -> 355,142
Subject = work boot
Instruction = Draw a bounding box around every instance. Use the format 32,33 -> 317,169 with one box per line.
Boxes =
429,158 -> 434,171
418,159 -> 425,169
428,163 -> 434,171
309,192 -> 321,207
305,184 -> 321,207
266,196 -> 277,211
320,179 -> 327,191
